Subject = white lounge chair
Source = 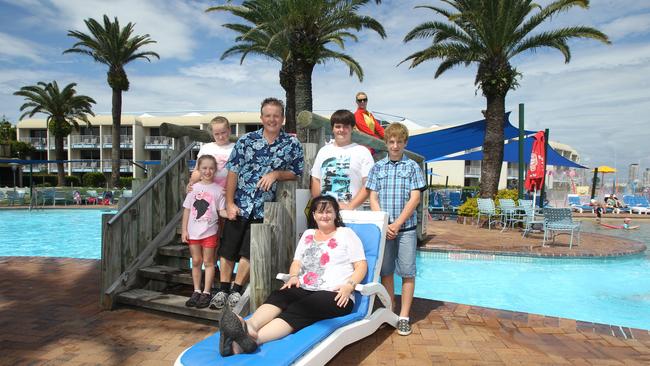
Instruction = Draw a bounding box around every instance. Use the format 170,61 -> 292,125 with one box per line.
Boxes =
174,210 -> 397,366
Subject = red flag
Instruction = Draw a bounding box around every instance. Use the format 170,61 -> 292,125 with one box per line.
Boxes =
524,131 -> 545,192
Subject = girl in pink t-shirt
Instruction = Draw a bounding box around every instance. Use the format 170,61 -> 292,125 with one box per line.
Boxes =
182,155 -> 227,309
188,116 -> 235,190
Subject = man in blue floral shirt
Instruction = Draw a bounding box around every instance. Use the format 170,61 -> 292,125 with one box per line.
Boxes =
210,97 -> 304,310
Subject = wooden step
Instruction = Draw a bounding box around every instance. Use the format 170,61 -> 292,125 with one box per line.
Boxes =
116,288 -> 222,321
139,265 -> 222,286
158,244 -> 189,258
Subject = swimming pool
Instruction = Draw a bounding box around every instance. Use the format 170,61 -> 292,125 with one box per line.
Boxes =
0,209 -> 108,259
3,209 -> 649,330
397,249 -> 650,330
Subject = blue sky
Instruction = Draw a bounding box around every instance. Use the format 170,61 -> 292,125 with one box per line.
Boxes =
1,0 -> 649,180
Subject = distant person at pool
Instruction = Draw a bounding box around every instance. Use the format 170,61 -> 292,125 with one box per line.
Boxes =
210,97 -> 304,311
187,116 -> 235,191
354,92 -> 384,141
311,109 -> 374,209
181,155 -> 227,309
218,195 -> 367,356
591,199 -> 605,221
605,194 -> 621,214
366,122 -> 426,336
623,217 -> 632,229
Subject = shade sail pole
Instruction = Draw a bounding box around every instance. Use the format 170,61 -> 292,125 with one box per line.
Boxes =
518,103 -> 525,200
591,168 -> 599,199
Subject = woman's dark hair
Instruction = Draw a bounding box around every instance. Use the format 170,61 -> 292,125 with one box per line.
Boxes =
307,195 -> 345,229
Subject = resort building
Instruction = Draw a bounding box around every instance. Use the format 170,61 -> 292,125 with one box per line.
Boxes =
15,112 -> 265,179
15,112 -> 582,191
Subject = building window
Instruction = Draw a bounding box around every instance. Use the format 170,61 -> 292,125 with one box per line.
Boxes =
245,124 -> 262,133
30,129 -> 47,138
149,127 -> 160,136
80,126 -> 99,135
149,150 -> 161,160
120,126 -> 133,135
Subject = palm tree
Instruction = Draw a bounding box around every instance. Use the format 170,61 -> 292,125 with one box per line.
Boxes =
64,15 -> 159,187
400,0 -> 610,198
14,81 -> 96,186
208,0 -> 386,137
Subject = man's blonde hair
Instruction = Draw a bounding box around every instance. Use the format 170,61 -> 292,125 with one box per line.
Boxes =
384,122 -> 409,143
209,116 -> 230,130
355,91 -> 367,99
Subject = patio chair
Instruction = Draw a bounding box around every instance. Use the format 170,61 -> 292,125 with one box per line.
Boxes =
521,206 -> 545,238
428,191 -> 445,214
53,190 -> 68,206
175,211 -> 396,366
0,191 -> 5,205
477,198 -> 501,230
542,208 -> 581,249
498,198 -> 521,232
448,191 -> 462,212
7,190 -> 25,206
86,190 -> 99,205
567,194 -> 593,213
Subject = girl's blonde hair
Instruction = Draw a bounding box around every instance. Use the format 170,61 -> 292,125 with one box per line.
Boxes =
209,116 -> 230,130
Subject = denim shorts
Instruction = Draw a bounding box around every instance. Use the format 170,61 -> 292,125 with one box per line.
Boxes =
380,229 -> 417,278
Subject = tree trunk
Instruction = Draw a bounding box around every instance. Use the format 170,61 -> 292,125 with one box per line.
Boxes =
279,61 -> 296,134
480,94 -> 506,198
111,87 -> 122,188
294,60 -> 315,142
54,135 -> 65,187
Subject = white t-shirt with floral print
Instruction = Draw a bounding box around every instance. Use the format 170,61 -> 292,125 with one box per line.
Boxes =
293,227 -> 366,298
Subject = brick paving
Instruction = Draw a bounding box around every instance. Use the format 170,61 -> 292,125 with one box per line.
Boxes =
2,257 -> 649,365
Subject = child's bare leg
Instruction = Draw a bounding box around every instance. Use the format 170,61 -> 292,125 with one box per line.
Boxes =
400,277 -> 415,318
188,245 -> 204,291
202,247 -> 216,293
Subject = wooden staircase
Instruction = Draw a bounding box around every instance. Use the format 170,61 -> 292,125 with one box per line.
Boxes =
116,234 -> 222,321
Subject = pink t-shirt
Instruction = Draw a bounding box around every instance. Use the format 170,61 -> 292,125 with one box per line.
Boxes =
182,182 -> 226,240
197,142 -> 234,190
293,227 -> 366,299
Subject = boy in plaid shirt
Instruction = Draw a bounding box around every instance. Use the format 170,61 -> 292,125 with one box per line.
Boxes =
366,122 -> 425,336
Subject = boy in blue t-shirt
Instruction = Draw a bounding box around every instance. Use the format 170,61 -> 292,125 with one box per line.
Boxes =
366,122 -> 426,336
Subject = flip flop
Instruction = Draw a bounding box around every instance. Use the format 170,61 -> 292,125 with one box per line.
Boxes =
220,309 -> 258,354
219,333 -> 234,357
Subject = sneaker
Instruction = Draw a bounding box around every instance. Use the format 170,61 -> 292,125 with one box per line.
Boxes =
196,292 -> 211,309
227,291 -> 241,309
397,318 -> 412,336
185,291 -> 201,307
210,291 -> 228,310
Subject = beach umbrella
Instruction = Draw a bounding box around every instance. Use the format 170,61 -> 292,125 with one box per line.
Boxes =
524,131 -> 546,215
592,165 -> 616,193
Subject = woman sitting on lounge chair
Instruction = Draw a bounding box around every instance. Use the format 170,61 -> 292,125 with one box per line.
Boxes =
219,195 -> 368,356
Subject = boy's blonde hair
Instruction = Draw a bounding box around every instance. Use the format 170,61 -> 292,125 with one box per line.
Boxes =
209,116 -> 230,130
384,122 -> 409,143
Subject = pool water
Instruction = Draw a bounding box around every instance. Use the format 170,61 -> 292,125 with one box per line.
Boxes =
0,209 -> 108,259
396,249 -> 650,330
580,219 -> 650,251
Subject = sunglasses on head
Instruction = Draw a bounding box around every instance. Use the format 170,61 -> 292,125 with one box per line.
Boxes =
356,98 -> 368,102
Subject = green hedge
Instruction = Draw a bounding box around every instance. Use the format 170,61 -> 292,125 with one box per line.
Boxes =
65,175 -> 81,187
82,172 -> 106,187
33,174 -> 58,186
119,177 -> 133,189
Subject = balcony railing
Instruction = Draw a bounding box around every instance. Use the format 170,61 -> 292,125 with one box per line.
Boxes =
144,136 -> 174,150
19,137 -> 47,150
21,163 -> 47,172
71,160 -> 100,172
101,159 -> 133,173
70,135 -> 100,148
48,140 -> 68,150
103,135 -> 133,148
464,166 -> 481,176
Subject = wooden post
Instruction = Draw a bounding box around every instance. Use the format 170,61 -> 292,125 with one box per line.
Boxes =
101,212 -> 119,309
249,223 -> 277,311
301,143 -> 318,190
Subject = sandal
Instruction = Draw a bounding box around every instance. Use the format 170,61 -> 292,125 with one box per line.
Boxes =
220,309 -> 258,354
219,333 -> 234,357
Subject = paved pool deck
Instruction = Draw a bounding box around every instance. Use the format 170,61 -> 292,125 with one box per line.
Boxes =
2,256 -> 649,365
422,218 -> 647,257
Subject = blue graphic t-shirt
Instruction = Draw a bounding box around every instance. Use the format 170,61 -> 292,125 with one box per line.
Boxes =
227,128 -> 304,219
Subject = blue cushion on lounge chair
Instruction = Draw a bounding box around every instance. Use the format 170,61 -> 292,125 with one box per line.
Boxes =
179,223 -> 381,366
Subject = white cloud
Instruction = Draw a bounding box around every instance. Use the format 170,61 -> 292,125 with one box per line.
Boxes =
0,32 -> 44,62
180,62 -> 252,83
602,13 -> 650,40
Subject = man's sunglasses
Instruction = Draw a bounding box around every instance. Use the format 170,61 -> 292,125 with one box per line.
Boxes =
356,98 -> 368,102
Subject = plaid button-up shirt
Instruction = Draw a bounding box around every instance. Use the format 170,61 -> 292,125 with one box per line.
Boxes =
366,154 -> 426,230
